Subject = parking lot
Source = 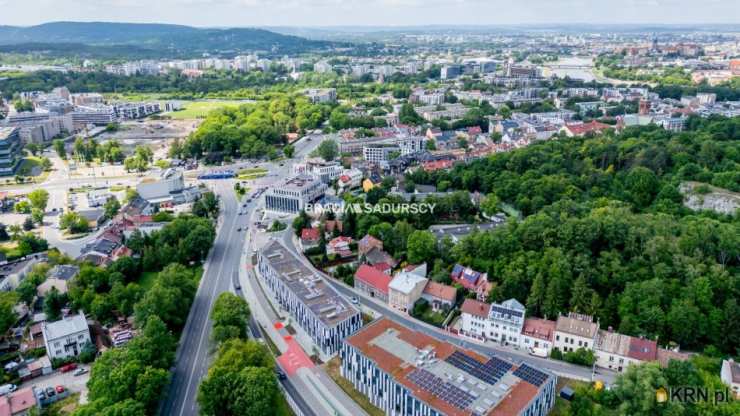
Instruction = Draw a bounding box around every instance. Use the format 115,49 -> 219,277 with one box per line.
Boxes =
19,364 -> 91,405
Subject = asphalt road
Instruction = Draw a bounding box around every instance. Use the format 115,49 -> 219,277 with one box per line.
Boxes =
159,180 -> 248,416
159,135 -> 324,416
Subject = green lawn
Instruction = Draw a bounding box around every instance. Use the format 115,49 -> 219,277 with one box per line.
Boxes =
166,100 -> 248,120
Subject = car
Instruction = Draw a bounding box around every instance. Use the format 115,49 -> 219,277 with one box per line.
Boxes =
276,369 -> 287,380
37,391 -> 46,400
73,367 -> 88,376
243,203 -> 247,208
60,363 -> 77,373
350,296 -> 359,304
237,227 -> 242,232
55,386 -> 65,394
0,384 -> 17,396
234,282 -> 241,290
45,387 -> 56,397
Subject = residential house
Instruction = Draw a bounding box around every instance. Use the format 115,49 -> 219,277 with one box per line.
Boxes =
520,318 -> 557,354
388,269 -> 428,313
460,298 -> 490,340
721,359 -> 740,398
554,313 -> 599,353
354,264 -> 392,302
364,247 -> 398,269
327,236 -> 353,258
487,298 -> 526,346
300,228 -> 321,251
358,234 -> 383,256
559,120 -> 611,137
594,330 -> 658,373
449,264 -> 492,301
0,253 -> 47,291
420,281 -> 456,312
42,313 -> 92,360
0,387 -> 38,416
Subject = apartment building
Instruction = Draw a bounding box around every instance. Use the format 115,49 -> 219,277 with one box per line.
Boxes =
554,313 -> 599,353
304,88 -> 337,104
594,330 -> 658,373
42,313 -> 92,360
257,240 -> 362,355
388,268 -> 428,313
0,127 -> 22,176
71,105 -> 118,128
520,318 -> 556,354
487,299 -> 526,346
264,175 -> 327,214
292,159 -> 343,183
341,318 -> 557,416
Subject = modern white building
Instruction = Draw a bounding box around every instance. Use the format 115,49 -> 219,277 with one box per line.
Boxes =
554,313 -> 599,353
341,318 -> 557,416
292,159 -> 343,183
304,88 -> 337,104
487,298 -> 526,346
264,175 -> 327,214
362,145 -> 399,164
257,240 -> 362,355
42,313 -> 92,360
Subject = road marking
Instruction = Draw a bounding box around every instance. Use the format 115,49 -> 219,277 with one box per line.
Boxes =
176,183 -> 238,416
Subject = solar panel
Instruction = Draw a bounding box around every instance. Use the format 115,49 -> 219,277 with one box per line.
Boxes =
407,368 -> 476,410
490,305 -> 524,318
444,351 -> 513,386
513,363 -> 549,387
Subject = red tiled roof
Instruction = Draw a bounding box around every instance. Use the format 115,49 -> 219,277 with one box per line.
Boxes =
627,337 -> 658,361
423,159 -> 454,172
301,227 -> 320,242
521,318 -> 556,342
422,281 -> 457,302
460,298 -> 490,318
488,380 -> 539,416
372,262 -> 392,273
564,120 -> 611,136
8,388 -> 36,414
355,264 -> 392,294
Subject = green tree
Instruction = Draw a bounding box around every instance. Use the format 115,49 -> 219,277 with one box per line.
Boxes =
0,292 -> 19,335
53,139 -> 67,159
406,230 -> 436,265
211,292 -> 251,345
104,197 -> 121,220
315,140 -> 338,161
43,287 -> 67,321
283,144 -> 295,158
28,189 -> 50,211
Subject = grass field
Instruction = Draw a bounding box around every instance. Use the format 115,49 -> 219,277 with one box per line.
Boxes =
166,100 -> 249,120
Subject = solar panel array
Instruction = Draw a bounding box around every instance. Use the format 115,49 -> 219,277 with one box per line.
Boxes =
490,305 -> 523,318
407,368 -> 476,410
444,351 -> 513,386
513,363 -> 549,387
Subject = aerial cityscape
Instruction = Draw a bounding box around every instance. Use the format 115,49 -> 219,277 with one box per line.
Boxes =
0,1 -> 738,416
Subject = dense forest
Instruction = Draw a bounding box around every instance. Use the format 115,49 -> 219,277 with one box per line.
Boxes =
407,115 -> 740,354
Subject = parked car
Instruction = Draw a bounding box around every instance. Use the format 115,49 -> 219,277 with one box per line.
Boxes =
45,387 -> 56,397
73,367 -> 88,376
350,296 -> 359,304
59,363 -> 77,373
276,369 -> 287,380
0,384 -> 17,396
55,386 -> 65,394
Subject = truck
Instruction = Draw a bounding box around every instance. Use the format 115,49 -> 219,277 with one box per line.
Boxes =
528,347 -> 549,358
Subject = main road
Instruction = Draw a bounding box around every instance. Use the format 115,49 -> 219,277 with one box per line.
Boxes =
159,134 -> 324,416
159,179 -> 247,416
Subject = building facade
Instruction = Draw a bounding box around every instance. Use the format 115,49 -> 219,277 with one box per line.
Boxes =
264,175 -> 327,214
42,313 -> 91,360
257,240 -> 362,355
341,318 -> 557,416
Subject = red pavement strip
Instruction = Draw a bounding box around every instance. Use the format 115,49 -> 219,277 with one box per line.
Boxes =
278,338 -> 315,376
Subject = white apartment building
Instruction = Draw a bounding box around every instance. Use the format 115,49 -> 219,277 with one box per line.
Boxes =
487,298 -> 526,346
264,175 -> 327,214
594,329 -> 658,373
292,159 -> 343,183
42,313 -> 92,360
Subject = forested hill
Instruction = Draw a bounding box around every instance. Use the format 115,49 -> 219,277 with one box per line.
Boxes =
407,115 -> 740,354
0,22 -> 342,57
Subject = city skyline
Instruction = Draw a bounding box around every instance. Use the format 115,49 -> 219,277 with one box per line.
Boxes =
1,0 -> 740,28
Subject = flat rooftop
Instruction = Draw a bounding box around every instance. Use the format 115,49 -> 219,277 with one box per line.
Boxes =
261,240 -> 358,327
346,318 -> 554,416
0,127 -> 18,141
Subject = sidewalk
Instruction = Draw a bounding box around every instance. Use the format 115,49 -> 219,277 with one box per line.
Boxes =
239,234 -> 368,416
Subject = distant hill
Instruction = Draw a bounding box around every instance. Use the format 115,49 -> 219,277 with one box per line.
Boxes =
0,21 -> 343,57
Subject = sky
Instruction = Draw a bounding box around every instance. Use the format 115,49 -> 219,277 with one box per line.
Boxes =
0,0 -> 738,27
